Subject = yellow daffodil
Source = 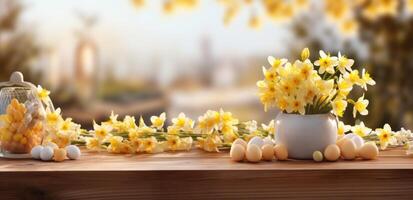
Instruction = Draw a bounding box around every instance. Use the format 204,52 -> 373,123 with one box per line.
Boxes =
172,112 -> 194,131
124,115 -> 137,130
296,60 -> 314,80
314,50 -> 338,74
197,110 -> 220,134
143,136 -> 158,153
93,122 -> 112,141
291,97 -> 306,115
166,135 -> 181,151
107,136 -> 124,153
248,14 -> 262,29
150,112 -> 166,130
337,121 -> 351,136
262,66 -> 277,82
36,85 -> 50,102
353,95 -> 369,117
316,79 -> 334,96
267,56 -> 287,68
178,137 -> 193,151
360,68 -> 376,90
85,137 -> 101,151
375,123 -> 393,150
59,118 -> 74,132
351,122 -> 372,137
261,120 -> 275,135
219,109 -> 238,125
104,111 -> 119,126
344,70 -> 362,85
337,52 -> 354,74
337,76 -> 353,98
332,98 -> 347,117
46,108 -> 63,125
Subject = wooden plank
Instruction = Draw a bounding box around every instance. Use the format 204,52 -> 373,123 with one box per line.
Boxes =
1,148 -> 413,199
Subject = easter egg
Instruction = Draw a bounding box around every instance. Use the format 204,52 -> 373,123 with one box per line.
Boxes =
336,138 -> 350,149
53,148 -> 67,162
343,133 -> 356,140
40,146 -> 54,161
358,143 -> 379,160
232,138 -> 247,149
313,151 -> 323,162
230,144 -> 245,162
30,145 -> 43,159
261,144 -> 274,161
246,144 -> 262,163
274,144 -> 288,161
324,144 -> 340,161
248,136 -> 264,148
263,137 -> 274,146
341,139 -> 357,160
66,145 -> 81,160
352,135 -> 364,149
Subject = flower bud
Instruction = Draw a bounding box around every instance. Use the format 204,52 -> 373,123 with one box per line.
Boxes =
301,47 -> 310,61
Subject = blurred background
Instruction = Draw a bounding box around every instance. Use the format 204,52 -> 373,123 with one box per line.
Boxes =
0,0 -> 412,130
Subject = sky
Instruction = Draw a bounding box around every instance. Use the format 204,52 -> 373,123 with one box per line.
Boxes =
20,0 -> 293,78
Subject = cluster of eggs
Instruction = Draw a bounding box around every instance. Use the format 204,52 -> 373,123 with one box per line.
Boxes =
230,136 -> 288,162
313,133 -> 379,162
31,142 -> 81,162
0,99 -> 45,154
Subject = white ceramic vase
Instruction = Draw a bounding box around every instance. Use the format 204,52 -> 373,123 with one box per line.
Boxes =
275,113 -> 338,159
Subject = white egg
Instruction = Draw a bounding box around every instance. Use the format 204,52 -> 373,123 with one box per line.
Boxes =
40,146 -> 54,161
230,144 -> 245,162
274,144 -> 288,161
261,144 -> 274,161
248,136 -> 264,148
246,144 -> 262,163
341,139 -> 357,160
232,138 -> 247,149
66,145 -> 81,160
351,135 -> 364,149
31,145 -> 43,160
263,137 -> 274,146
358,143 -> 379,160
343,133 -> 356,140
324,144 -> 340,161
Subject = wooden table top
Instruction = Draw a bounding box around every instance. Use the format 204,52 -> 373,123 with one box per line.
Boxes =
1,148 -> 412,172
1,148 -> 413,199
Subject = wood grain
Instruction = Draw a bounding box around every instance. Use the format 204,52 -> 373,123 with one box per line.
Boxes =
1,148 -> 413,199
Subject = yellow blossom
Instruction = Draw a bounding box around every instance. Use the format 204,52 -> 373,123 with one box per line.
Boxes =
166,135 -> 181,151
143,136 -> 158,153
150,112 -> 166,130
46,108 -> 63,125
337,121 -> 351,136
172,112 -> 194,131
93,122 -> 112,141
344,70 -> 362,85
332,98 -> 347,117
360,68 -> 376,90
314,50 -> 338,74
85,137 -> 101,151
337,52 -> 354,74
36,85 -> 50,102
351,122 -> 372,137
353,95 -> 369,117
301,47 -> 310,61
261,120 -> 275,135
267,56 -> 287,68
375,123 -> 393,150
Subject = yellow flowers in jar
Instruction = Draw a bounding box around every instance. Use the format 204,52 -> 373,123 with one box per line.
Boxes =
257,48 -> 376,117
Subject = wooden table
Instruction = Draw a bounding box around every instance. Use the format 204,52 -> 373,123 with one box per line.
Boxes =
1,148 -> 413,199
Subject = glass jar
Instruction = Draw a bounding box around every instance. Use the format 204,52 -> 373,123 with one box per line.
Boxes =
0,72 -> 46,158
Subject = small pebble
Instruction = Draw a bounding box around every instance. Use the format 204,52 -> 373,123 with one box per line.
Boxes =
313,151 -> 323,162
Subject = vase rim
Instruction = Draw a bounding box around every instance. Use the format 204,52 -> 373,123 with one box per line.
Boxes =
277,112 -> 334,117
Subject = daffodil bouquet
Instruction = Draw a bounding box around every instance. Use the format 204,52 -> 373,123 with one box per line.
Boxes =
257,48 -> 376,117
